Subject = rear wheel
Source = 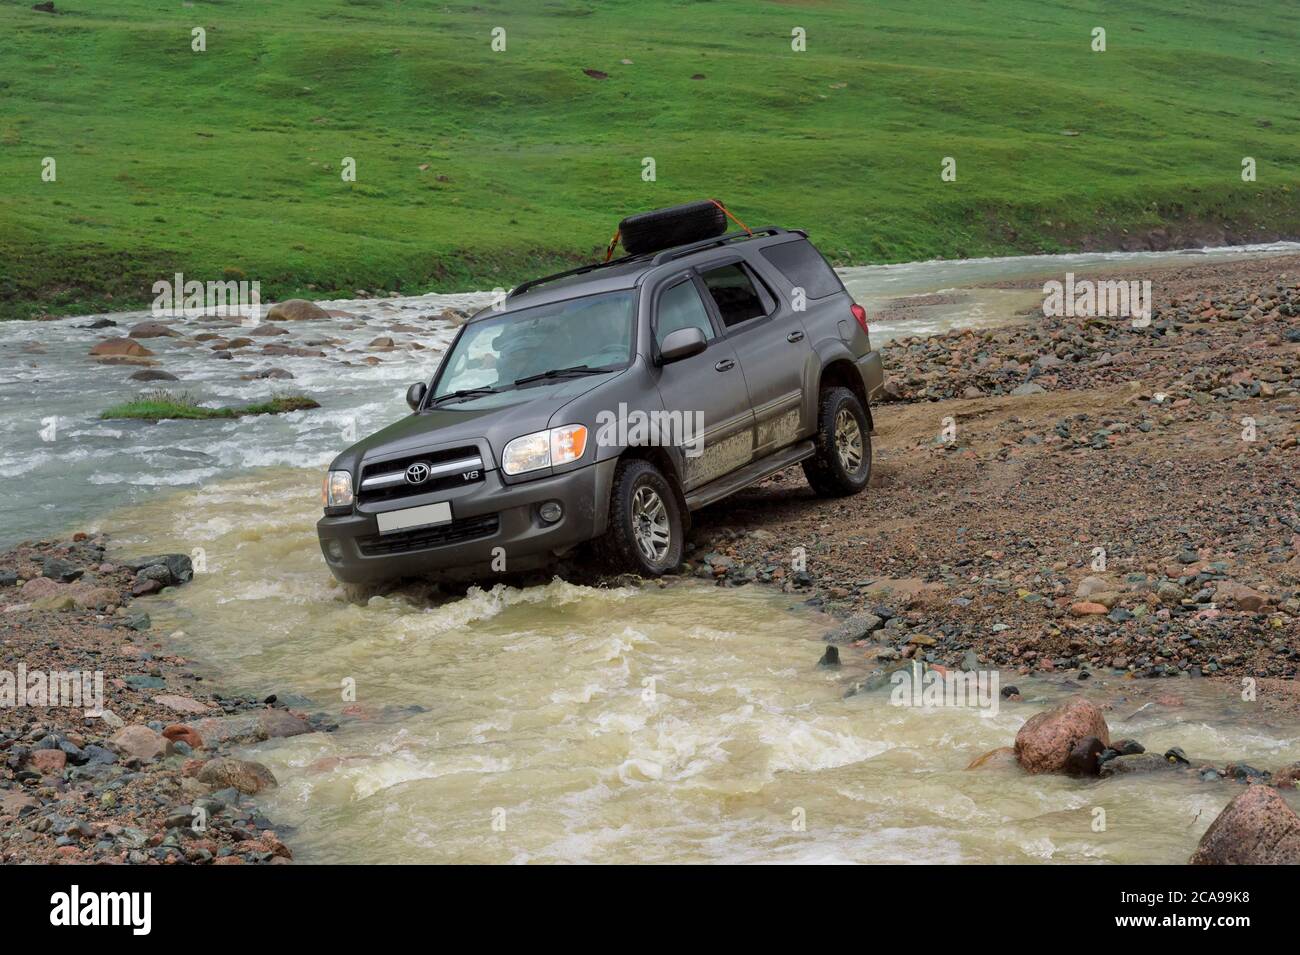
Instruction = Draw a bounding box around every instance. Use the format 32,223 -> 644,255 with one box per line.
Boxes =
803,386 -> 872,497
599,459 -> 684,575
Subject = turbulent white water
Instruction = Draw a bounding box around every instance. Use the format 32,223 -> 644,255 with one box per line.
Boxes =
100,468 -> 1300,864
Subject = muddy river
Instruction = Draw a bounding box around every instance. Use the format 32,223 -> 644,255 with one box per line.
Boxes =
98,469 -> 1300,863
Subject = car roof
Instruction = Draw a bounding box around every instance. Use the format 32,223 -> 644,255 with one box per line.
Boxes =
491,226 -> 807,315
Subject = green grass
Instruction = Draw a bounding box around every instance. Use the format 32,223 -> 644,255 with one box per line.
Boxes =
101,390 -> 320,421
2,0 -> 1299,319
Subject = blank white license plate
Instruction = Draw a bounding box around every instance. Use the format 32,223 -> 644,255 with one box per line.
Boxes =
376,501 -> 452,535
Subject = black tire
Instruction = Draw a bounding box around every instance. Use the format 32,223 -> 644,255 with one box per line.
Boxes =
802,386 -> 872,497
599,459 -> 685,576
619,200 -> 727,256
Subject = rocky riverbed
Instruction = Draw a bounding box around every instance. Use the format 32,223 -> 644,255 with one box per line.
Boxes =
0,535 -> 335,863
688,254 -> 1299,700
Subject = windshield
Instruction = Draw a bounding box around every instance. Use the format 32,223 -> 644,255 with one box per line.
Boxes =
431,290 -> 636,400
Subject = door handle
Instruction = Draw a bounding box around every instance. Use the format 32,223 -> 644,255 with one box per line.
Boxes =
787,330 -> 805,343
714,358 -> 735,372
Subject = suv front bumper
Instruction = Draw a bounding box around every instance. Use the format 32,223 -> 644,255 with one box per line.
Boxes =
317,459 -> 617,584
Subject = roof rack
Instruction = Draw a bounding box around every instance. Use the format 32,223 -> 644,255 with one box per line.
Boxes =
507,225 -> 804,300
507,251 -> 653,300
649,225 -> 796,265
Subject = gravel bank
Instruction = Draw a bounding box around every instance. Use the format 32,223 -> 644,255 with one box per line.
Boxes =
686,254 -> 1299,699
0,536 -> 334,863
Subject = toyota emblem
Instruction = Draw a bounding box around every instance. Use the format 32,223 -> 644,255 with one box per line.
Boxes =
405,462 -> 431,484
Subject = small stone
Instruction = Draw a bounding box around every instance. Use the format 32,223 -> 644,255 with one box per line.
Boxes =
108,725 -> 167,762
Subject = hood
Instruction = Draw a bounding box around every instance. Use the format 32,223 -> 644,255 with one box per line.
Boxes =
329,374 -> 614,474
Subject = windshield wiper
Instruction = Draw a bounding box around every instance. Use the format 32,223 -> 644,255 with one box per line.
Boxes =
429,386 -> 501,406
513,365 -> 615,387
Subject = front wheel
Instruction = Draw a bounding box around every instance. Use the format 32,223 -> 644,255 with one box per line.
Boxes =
803,386 -> 872,497
599,459 -> 685,576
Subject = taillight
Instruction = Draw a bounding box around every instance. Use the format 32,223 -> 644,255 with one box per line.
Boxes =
850,303 -> 869,333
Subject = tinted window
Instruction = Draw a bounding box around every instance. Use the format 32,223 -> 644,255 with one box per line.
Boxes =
760,240 -> 843,300
699,263 -> 767,328
655,279 -> 714,347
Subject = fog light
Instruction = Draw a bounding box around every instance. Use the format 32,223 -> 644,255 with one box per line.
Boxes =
539,501 -> 563,524
324,539 -> 343,561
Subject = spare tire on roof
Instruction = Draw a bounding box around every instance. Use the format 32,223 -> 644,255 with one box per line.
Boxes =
619,200 -> 728,256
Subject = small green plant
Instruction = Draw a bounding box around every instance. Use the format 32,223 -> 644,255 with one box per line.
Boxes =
101,389 -> 320,422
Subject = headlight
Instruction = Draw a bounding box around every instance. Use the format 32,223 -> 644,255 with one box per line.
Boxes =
323,470 -> 354,507
502,425 -> 588,475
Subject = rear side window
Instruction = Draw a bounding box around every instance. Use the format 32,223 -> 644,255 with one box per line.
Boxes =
655,279 -> 714,347
699,263 -> 768,328
760,240 -> 843,300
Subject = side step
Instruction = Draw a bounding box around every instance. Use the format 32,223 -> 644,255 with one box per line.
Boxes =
684,440 -> 815,511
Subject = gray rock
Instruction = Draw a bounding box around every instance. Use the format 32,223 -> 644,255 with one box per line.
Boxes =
129,369 -> 179,382
120,553 -> 193,583
41,557 -> 83,582
1099,752 -> 1180,777
824,612 -> 885,644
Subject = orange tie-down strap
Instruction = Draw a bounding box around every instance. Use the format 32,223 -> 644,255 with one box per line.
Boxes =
708,199 -> 752,236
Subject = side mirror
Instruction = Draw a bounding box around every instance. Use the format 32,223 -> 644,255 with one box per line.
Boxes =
658,326 -> 708,364
406,382 -> 427,411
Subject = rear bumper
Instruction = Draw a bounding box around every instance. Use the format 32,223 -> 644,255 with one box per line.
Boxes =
317,459 -> 617,584
856,349 -> 885,402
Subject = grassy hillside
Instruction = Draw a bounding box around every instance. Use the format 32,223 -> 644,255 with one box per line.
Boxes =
1,0 -> 1298,319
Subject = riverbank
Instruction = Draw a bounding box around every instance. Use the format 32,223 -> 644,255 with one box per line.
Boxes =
0,535 -> 329,863
688,253 -> 1300,706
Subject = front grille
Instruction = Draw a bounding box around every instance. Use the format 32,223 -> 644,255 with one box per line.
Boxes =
357,445 -> 485,503
357,513 -> 500,556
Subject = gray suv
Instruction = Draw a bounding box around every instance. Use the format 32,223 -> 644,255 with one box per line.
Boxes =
318,207 -> 883,584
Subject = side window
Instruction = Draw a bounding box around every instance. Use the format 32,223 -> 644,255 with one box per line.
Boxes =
699,263 -> 768,328
759,239 -> 843,300
655,279 -> 714,347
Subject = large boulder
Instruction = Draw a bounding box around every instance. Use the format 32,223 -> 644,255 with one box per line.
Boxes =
266,299 -> 329,322
1190,785 -> 1300,864
1014,697 -> 1110,774
186,708 -> 310,746
197,757 -> 277,795
89,338 -> 153,358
